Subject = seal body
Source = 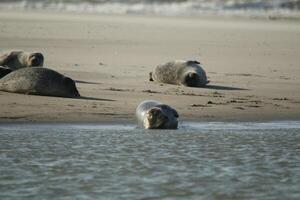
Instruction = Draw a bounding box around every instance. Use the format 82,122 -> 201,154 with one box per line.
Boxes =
0,66 -> 12,79
150,60 -> 209,87
0,51 -> 44,70
136,100 -> 179,129
0,67 -> 80,98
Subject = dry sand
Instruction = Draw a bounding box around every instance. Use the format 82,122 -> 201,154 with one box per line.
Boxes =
0,11 -> 299,123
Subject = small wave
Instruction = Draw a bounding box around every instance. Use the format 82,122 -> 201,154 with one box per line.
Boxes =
182,121 -> 300,130
0,0 -> 299,18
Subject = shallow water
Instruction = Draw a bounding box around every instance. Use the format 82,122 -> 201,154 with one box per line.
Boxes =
0,121 -> 300,200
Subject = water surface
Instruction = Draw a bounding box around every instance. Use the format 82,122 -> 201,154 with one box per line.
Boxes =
0,121 -> 300,200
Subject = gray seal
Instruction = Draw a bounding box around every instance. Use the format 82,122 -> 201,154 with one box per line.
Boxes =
0,51 -> 44,70
136,100 -> 179,129
149,60 -> 209,87
0,67 -> 80,98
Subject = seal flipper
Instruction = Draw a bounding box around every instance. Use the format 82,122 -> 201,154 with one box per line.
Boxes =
187,60 -> 200,65
0,66 -> 12,78
149,72 -> 153,81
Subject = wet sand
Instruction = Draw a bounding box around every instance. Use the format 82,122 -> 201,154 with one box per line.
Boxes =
0,11 -> 299,123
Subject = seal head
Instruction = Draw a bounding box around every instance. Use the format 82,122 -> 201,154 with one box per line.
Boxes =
182,71 -> 209,87
144,107 -> 169,129
183,72 -> 199,87
136,100 -> 179,129
28,53 -> 44,67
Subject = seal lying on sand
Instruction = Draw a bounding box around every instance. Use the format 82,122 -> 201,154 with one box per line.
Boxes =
149,60 -> 209,87
0,67 -> 80,98
0,66 -> 12,79
136,100 -> 179,129
0,51 -> 44,70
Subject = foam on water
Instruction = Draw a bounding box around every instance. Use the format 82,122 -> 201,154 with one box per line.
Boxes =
0,0 -> 299,18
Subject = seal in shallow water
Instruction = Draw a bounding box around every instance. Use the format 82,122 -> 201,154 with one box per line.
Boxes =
136,100 -> 179,129
149,60 -> 209,87
0,51 -> 44,70
0,66 -> 12,79
0,67 -> 80,98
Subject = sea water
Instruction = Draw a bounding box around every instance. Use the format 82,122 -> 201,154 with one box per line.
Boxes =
0,0 -> 299,18
0,121 -> 300,200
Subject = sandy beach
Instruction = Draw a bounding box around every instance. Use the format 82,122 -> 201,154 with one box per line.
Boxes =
0,11 -> 299,123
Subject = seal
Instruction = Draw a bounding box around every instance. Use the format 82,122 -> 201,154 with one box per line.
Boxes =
136,100 -> 179,129
0,66 -> 12,79
0,67 -> 80,98
0,51 -> 44,70
149,60 -> 209,87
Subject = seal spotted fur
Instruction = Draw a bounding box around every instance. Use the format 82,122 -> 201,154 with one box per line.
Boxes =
150,60 -> 209,87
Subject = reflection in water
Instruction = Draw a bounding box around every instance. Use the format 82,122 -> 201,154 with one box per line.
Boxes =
0,122 -> 300,199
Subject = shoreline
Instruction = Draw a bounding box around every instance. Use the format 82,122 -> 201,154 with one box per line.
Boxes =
0,111 -> 299,124
0,11 -> 299,123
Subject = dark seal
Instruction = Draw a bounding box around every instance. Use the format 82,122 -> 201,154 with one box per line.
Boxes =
0,67 -> 80,98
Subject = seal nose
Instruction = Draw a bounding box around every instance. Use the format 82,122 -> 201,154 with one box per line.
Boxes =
31,57 -> 39,66
30,56 -> 42,66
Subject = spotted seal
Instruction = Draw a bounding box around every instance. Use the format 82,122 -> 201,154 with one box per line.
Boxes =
149,60 -> 209,87
0,67 -> 80,98
0,51 -> 44,70
136,100 -> 179,129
